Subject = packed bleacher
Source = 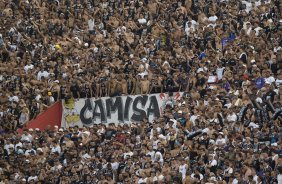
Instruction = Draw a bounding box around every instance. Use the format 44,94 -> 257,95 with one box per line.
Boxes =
0,0 -> 282,183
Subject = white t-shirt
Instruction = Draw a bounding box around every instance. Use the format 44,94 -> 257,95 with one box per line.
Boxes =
245,27 -> 252,35
232,178 -> 239,184
242,1 -> 253,13
190,115 -> 199,126
9,95 -> 19,102
265,76 -> 275,84
37,71 -> 50,80
138,18 -> 147,24
152,140 -> 159,150
185,20 -> 197,31
208,16 -> 218,22
35,94 -> 41,101
146,151 -> 155,160
179,164 -> 188,179
227,113 -> 237,122
25,149 -> 36,156
4,144 -> 14,154
88,19 -> 95,31
274,46 -> 282,53
24,64 -> 34,73
277,174 -> 282,184
185,27 -> 195,36
216,138 -> 226,145
138,70 -> 149,78
224,167 -> 233,174
15,142 -> 23,151
275,79 -> 282,86
123,152 -> 133,159
138,178 -> 147,184
254,27 -> 262,36
191,173 -> 203,180
21,134 -> 33,142
28,176 -> 38,182
111,162 -> 119,170
216,67 -> 225,80
210,159 -> 218,166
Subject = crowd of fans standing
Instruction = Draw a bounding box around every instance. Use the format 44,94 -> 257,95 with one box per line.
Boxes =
0,0 -> 282,183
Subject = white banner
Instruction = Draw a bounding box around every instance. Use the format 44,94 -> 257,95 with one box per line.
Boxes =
61,92 -> 184,128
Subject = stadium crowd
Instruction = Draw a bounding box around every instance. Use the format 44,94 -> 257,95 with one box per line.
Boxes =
0,0 -> 282,183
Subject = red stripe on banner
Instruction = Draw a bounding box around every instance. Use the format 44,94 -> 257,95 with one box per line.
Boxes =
19,101 -> 63,132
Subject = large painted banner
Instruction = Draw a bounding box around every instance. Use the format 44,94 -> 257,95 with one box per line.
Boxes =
61,92 -> 183,128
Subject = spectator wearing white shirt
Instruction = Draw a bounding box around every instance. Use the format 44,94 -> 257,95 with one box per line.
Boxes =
242,1 -> 253,13
275,73 -> 282,87
224,162 -> 234,179
21,130 -> 33,142
184,21 -> 195,36
138,172 -> 148,184
4,140 -> 14,155
23,61 -> 34,73
51,141 -> 61,154
37,68 -> 50,81
191,169 -> 204,181
243,22 -> 253,35
277,169 -> 282,184
179,159 -> 188,180
88,18 -> 95,34
215,133 -> 226,146
264,70 -> 275,84
208,11 -> 218,22
8,95 -> 19,103
216,63 -> 225,80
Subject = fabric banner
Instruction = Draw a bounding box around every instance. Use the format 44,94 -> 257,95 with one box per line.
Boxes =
27,101 -> 62,130
61,92 -> 184,128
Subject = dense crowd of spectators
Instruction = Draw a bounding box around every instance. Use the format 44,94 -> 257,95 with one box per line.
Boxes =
0,0 -> 282,183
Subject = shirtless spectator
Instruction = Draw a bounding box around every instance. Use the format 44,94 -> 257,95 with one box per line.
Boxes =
140,76 -> 150,95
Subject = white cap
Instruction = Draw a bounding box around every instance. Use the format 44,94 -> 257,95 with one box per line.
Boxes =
28,128 -> 33,132
84,43 -> 89,47
177,110 -> 183,114
251,59 -> 256,63
54,80 -> 59,83
35,128 -> 40,131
